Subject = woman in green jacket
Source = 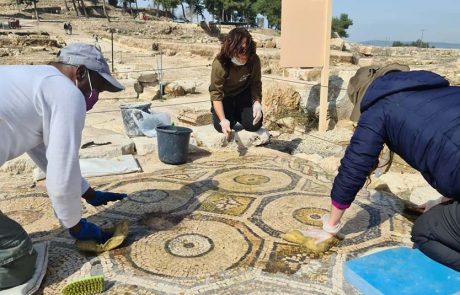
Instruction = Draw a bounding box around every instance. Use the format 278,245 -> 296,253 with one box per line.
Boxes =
209,27 -> 263,139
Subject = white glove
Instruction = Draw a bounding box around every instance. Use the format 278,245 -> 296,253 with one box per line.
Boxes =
219,118 -> 231,138
298,214 -> 343,245
322,214 -> 344,234
252,101 -> 262,125
420,196 -> 444,212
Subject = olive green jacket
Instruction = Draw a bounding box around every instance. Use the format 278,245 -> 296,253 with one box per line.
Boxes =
209,54 -> 262,103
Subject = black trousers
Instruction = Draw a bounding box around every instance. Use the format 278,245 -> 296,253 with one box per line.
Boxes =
411,201 -> 460,271
211,88 -> 263,133
0,212 -> 37,290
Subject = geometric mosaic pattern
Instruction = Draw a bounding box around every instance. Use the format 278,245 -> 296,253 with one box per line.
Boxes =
0,151 -> 415,294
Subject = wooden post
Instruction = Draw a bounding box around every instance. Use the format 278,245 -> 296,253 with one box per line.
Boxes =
110,29 -> 114,72
318,0 -> 332,132
33,0 -> 39,22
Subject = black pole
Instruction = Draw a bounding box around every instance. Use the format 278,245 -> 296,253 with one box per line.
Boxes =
111,29 -> 114,72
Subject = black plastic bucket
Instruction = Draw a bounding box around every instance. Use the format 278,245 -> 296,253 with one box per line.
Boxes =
120,102 -> 152,137
156,125 -> 193,164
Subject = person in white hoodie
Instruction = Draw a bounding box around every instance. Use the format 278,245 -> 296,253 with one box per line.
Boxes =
0,43 -> 127,290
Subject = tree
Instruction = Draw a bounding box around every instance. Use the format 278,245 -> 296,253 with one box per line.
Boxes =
203,0 -> 256,24
180,1 -> 187,20
253,0 -> 280,29
19,0 -> 39,21
161,0 -> 180,17
101,0 -> 110,21
185,0 -> 205,22
71,0 -> 79,16
77,0 -> 88,17
331,13 -> 353,38
63,0 -> 70,11
392,39 -> 431,48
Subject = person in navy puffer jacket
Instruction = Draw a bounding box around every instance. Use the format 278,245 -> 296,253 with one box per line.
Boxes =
310,66 -> 460,271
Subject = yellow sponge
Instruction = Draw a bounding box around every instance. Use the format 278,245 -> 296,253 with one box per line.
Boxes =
75,220 -> 129,254
281,229 -> 340,255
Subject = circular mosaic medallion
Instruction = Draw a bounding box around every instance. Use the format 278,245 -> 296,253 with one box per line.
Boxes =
213,168 -> 295,194
127,217 -> 260,278
234,174 -> 270,185
165,233 -> 214,258
252,194 -> 374,242
130,189 -> 169,204
0,195 -> 60,233
104,180 -> 195,215
293,208 -> 329,227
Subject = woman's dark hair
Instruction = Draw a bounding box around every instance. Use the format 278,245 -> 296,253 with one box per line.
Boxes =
366,149 -> 394,187
217,27 -> 257,70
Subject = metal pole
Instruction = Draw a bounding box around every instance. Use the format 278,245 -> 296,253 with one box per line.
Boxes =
318,0 -> 332,132
159,49 -> 163,100
420,29 -> 425,48
111,29 -> 114,72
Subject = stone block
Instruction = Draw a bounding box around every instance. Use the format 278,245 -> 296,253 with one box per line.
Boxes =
177,108 -> 212,126
358,57 -> 374,67
192,124 -> 270,150
132,137 -> 157,156
80,129 -> 135,159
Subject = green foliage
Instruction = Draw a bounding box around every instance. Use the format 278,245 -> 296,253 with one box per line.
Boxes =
204,0 -> 256,23
331,13 -> 353,38
185,0 -> 205,18
253,0 -> 280,29
392,39 -> 432,48
108,0 -> 118,6
163,0 -> 181,9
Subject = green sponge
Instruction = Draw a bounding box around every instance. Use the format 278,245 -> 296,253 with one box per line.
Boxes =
61,275 -> 104,295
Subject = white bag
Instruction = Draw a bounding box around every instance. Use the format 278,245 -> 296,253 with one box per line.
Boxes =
131,110 -> 171,137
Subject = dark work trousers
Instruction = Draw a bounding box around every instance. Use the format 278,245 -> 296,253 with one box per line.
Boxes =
411,201 -> 460,271
0,212 -> 37,290
211,87 -> 263,133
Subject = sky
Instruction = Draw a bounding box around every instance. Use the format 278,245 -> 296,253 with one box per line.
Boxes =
332,0 -> 460,43
137,0 -> 460,43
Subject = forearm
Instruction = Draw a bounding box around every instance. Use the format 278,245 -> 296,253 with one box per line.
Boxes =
212,100 -> 226,121
329,205 -> 346,227
441,196 -> 452,203
82,186 -> 96,201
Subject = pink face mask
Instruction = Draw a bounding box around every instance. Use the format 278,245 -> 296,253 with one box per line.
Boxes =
76,70 -> 99,111
84,72 -> 99,111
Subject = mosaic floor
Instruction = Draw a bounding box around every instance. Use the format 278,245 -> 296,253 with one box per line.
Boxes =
0,151 -> 415,294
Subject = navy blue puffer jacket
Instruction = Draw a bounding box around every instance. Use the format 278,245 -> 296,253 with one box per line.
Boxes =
331,70 -> 460,208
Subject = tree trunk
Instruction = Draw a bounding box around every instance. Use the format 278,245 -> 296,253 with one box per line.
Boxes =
101,0 -> 110,22
15,0 -> 20,12
33,0 -> 39,21
71,0 -> 79,16
135,0 -> 139,18
180,2 -> 187,21
80,0 -> 88,18
155,1 -> 159,17
63,0 -> 69,11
